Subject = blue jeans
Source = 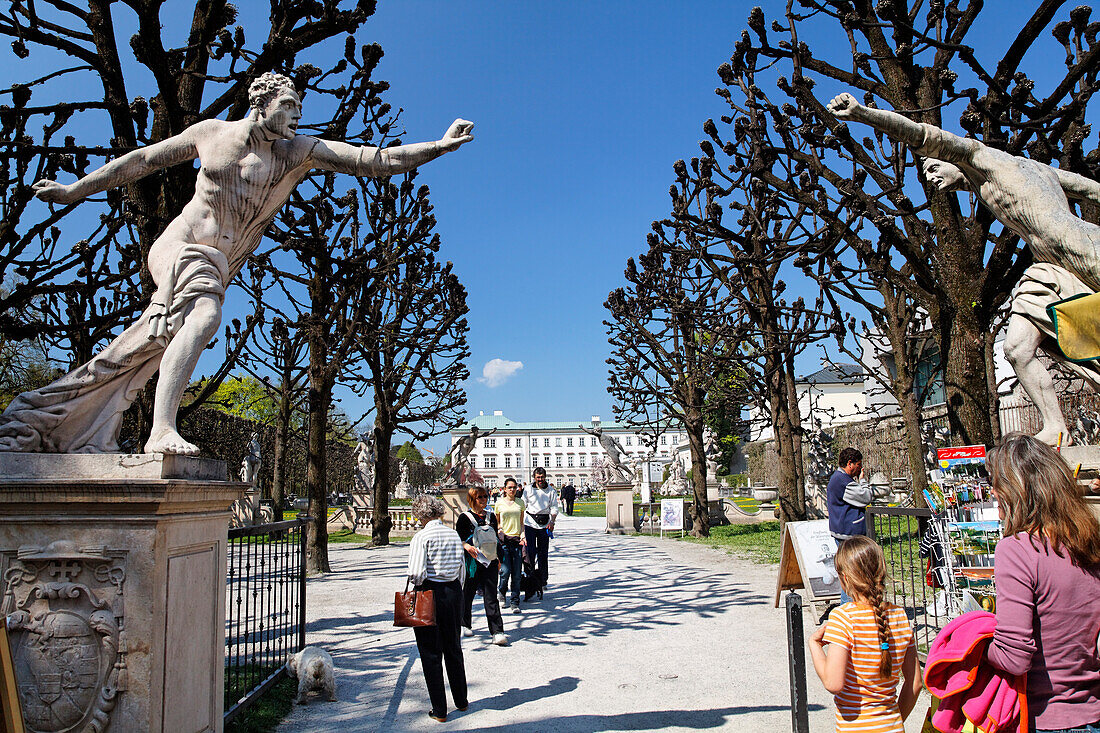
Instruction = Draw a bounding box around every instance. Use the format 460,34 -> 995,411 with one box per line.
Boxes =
497,539 -> 523,605
1038,724 -> 1100,733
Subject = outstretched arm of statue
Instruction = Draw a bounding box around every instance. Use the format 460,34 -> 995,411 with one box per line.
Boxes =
32,121 -> 207,205
1055,167 -> 1100,204
827,93 -> 977,164
311,119 -> 474,177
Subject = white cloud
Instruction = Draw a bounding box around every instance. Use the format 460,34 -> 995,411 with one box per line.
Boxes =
478,358 -> 524,388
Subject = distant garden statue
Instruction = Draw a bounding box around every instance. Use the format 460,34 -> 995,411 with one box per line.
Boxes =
239,432 -> 261,485
579,424 -> 634,483
444,425 -> 496,486
0,72 -> 474,456
353,435 -> 375,494
829,92 -> 1100,445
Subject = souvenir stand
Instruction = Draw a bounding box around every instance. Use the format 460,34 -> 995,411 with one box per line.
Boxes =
921,446 -> 1002,618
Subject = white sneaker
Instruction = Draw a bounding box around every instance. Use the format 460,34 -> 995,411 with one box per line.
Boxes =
462,627 -> 474,638
491,633 -> 509,646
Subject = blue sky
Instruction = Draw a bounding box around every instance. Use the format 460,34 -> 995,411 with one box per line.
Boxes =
4,1 -> 1087,458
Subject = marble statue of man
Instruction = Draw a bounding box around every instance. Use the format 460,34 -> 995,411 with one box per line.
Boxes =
353,434 -> 375,493
828,92 -> 1100,445
240,432 -> 261,484
579,424 -> 633,482
444,425 -> 496,485
0,72 -> 473,455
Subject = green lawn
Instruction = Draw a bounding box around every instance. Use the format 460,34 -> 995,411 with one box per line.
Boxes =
225,671 -> 295,733
569,501 -> 605,518
327,528 -> 413,544
677,520 -> 782,564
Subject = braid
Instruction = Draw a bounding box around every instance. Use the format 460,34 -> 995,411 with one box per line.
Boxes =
871,582 -> 892,679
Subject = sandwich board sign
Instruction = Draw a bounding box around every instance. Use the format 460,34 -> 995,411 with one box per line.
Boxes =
660,498 -> 684,538
775,519 -> 842,613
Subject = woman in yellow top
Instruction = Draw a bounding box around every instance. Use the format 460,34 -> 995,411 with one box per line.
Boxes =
494,478 -> 526,613
809,536 -> 923,732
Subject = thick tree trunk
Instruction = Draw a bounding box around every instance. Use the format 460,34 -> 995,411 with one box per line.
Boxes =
771,356 -> 806,526
305,374 -> 331,574
943,314 -> 995,447
685,404 -> 709,538
272,378 -> 291,512
371,422 -> 395,546
898,386 -> 929,507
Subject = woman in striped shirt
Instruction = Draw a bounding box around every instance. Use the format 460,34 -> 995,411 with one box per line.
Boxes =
407,495 -> 468,723
809,536 -> 923,732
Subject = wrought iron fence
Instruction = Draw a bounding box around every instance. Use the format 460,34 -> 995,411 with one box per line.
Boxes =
224,516 -> 309,723
866,506 -> 947,659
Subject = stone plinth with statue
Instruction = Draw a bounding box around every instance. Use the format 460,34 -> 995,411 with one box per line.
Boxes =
0,453 -> 243,732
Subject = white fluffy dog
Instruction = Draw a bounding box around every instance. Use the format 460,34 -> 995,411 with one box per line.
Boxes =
287,646 -> 337,705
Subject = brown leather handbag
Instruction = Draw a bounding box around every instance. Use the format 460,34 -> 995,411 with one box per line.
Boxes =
394,579 -> 435,627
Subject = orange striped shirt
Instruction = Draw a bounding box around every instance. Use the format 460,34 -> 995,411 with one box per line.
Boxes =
822,601 -> 914,733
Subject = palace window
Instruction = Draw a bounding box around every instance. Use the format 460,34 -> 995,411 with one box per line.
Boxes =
567,454 -> 574,467
566,437 -> 573,447
486,438 -> 496,448
555,455 -> 562,467
579,454 -> 586,467
488,456 -> 497,468
543,438 -> 550,447
516,438 -> 521,447
555,437 -> 562,447
504,455 -> 511,468
532,455 -> 539,467
661,435 -> 667,445
626,436 -> 632,446
516,455 -> 522,468
578,437 -> 585,447
672,434 -> 679,444
504,438 -> 511,448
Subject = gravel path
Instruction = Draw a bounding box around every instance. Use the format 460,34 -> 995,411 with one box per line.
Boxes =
277,515 -> 930,732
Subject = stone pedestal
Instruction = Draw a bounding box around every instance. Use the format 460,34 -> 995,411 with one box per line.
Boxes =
0,454 -> 243,733
604,482 -> 636,535
440,485 -> 470,529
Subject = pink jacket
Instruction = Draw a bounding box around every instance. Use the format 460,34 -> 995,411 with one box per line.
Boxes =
924,611 -> 1027,733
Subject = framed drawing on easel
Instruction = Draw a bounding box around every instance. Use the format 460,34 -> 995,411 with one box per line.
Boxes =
0,618 -> 25,733
774,519 -> 843,617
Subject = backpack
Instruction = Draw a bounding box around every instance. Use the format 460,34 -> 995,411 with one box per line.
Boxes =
463,511 -> 499,562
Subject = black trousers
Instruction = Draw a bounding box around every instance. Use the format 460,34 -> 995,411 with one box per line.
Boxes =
462,560 -> 504,634
524,525 -> 550,591
413,579 -> 467,716
565,497 -> 575,515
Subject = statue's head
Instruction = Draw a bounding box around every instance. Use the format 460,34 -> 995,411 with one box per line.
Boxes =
249,72 -> 300,140
921,158 -> 966,191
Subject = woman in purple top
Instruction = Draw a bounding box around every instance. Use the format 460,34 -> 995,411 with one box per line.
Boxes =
985,433 -> 1100,732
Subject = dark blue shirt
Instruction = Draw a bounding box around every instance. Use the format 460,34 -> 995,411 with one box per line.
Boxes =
826,469 -> 865,538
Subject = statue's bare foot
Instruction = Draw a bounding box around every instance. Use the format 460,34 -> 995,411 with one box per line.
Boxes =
145,426 -> 200,456
1034,425 -> 1073,447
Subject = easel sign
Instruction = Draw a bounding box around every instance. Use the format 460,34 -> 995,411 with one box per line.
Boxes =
660,498 -> 684,538
775,519 -> 842,614
1,616 -> 26,733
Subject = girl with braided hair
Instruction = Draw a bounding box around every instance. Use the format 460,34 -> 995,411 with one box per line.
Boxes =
809,536 -> 922,732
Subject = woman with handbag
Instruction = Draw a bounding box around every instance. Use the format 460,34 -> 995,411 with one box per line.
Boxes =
456,486 -> 508,646
406,495 -> 469,723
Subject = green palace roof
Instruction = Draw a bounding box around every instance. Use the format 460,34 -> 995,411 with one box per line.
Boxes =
451,413 -> 633,433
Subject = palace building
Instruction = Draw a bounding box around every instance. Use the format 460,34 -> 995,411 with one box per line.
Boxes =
450,411 -> 687,489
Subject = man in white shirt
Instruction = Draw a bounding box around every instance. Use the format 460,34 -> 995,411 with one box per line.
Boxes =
523,467 -> 559,600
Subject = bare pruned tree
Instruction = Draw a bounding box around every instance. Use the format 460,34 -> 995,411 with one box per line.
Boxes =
352,170 -> 470,546
723,1 -> 1100,446
606,226 -> 740,537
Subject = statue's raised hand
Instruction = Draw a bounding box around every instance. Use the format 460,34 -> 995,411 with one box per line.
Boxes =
32,179 -> 78,204
440,119 -> 475,151
826,93 -> 860,119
